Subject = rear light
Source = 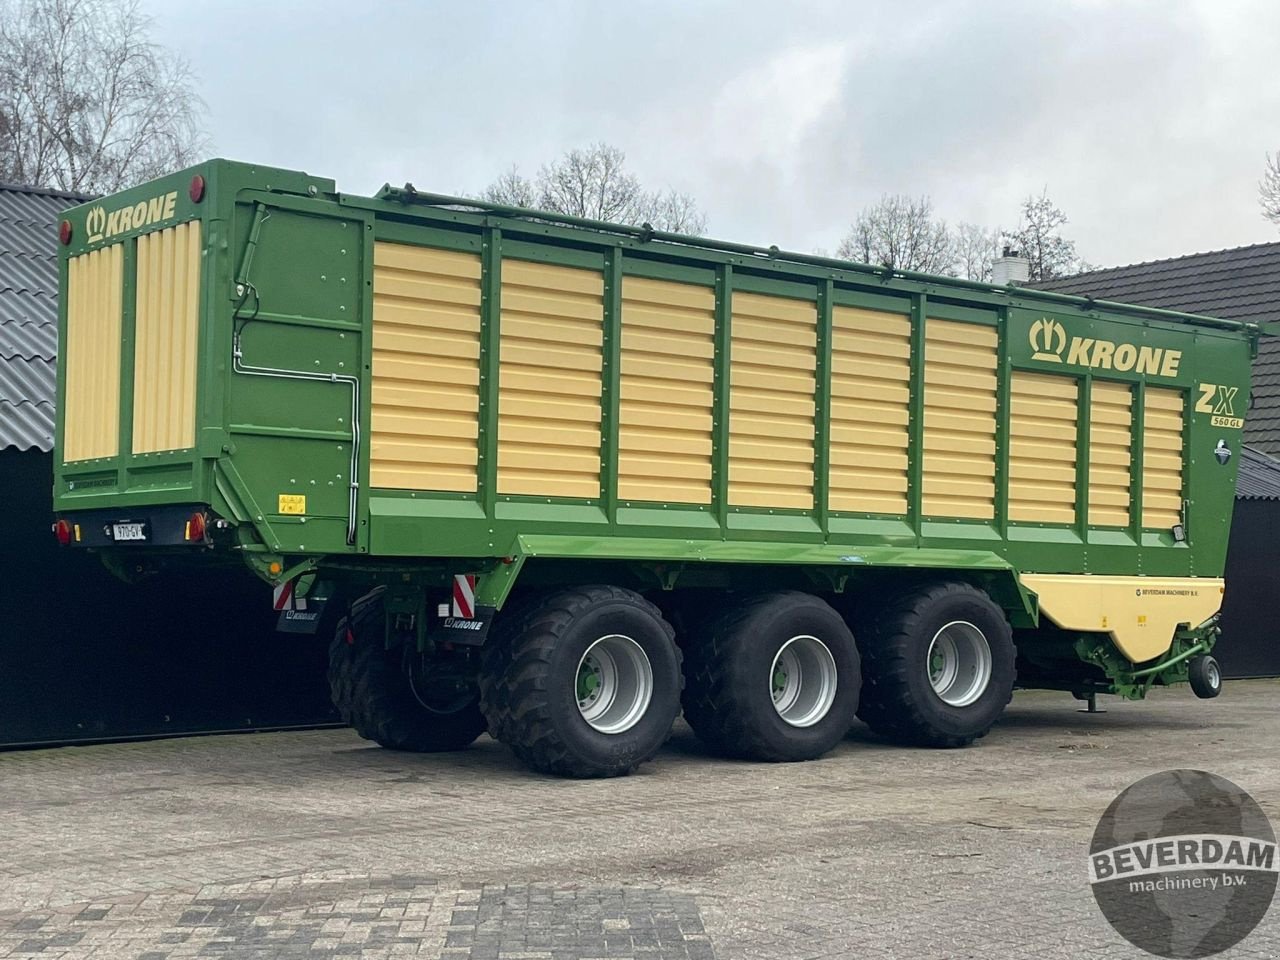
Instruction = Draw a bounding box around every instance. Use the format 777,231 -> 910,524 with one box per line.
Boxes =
53,519 -> 72,545
189,174 -> 205,203
185,511 -> 207,542
58,220 -> 72,245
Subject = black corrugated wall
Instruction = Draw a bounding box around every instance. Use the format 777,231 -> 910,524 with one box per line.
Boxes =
1218,499 -> 1280,679
0,449 -> 338,746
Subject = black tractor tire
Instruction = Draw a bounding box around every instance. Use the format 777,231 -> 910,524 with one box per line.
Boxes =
857,581 -> 1016,748
478,585 -> 682,778
681,591 -> 861,762
1188,654 -> 1223,699
328,591 -> 487,752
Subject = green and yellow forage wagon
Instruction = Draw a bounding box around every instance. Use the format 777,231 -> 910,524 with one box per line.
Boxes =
51,160 -> 1254,777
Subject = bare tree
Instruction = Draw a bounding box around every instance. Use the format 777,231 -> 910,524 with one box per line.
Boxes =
836,194 -> 956,274
953,221 -> 1000,282
1001,190 -> 1084,282
1260,152 -> 1280,227
480,166 -> 538,208
479,143 -> 707,234
537,143 -> 645,223
0,0 -> 206,193
646,188 -> 706,235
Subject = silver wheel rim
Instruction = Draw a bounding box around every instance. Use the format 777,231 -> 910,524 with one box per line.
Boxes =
576,634 -> 653,734
770,635 -> 839,728
1207,660 -> 1221,689
927,620 -> 992,707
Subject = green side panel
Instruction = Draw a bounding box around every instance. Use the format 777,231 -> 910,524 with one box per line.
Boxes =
50,159 -> 1256,595
513,534 -> 1013,569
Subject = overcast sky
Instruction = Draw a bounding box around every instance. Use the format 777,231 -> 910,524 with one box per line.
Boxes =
143,0 -> 1280,269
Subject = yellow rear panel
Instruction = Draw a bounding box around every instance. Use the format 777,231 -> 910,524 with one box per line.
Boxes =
132,221 -> 202,454
1142,386 -> 1185,529
1008,371 -> 1078,524
63,243 -> 124,462
728,292 -> 817,509
619,277 -> 715,504
829,306 -> 911,514
1089,381 -> 1133,527
498,260 -> 604,498
922,319 -> 998,519
370,243 -> 482,492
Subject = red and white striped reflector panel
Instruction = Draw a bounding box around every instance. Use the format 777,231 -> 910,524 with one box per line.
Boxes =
452,574 -> 476,619
272,579 -> 307,612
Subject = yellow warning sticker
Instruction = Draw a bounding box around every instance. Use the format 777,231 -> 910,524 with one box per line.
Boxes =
278,494 -> 306,515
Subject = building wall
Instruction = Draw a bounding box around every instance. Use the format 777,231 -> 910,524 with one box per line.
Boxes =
0,449 -> 337,746
1218,499 -> 1280,678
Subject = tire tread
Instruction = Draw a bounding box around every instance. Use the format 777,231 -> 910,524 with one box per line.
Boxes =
479,585 -> 681,778
328,590 -> 486,752
856,581 -> 1014,748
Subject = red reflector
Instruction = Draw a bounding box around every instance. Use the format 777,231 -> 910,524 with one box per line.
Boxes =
189,174 -> 205,203
53,519 -> 72,545
186,511 -> 207,541
58,220 -> 72,245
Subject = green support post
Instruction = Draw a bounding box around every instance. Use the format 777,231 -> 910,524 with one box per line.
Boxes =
906,293 -> 927,544
814,280 -> 834,538
712,263 -> 733,535
479,228 -> 502,527
601,250 -> 623,524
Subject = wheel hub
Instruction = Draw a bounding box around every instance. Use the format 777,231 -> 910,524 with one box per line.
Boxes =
769,635 -> 838,728
926,620 -> 993,708
576,635 -> 654,734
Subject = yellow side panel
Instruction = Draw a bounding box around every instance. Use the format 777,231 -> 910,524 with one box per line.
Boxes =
1008,371 -> 1077,524
1089,381 -> 1132,527
922,319 -> 998,519
63,243 -> 124,462
370,243 -> 482,492
829,306 -> 911,514
729,292 -> 816,509
498,260 -> 604,498
1022,574 -> 1223,663
1142,386 -> 1185,529
619,277 -> 715,504
132,222 -> 202,454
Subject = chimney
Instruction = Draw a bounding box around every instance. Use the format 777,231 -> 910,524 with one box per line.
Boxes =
991,246 -> 1030,286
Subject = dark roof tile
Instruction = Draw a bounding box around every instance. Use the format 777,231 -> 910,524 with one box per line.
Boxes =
1237,446 -> 1280,500
0,182 -> 84,451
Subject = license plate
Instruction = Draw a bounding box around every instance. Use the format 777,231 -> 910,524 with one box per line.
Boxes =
112,522 -> 147,541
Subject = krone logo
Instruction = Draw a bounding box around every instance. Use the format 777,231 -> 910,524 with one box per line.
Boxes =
1030,317 -> 1067,362
85,206 -> 107,242
1026,315 -> 1184,378
82,190 -> 178,245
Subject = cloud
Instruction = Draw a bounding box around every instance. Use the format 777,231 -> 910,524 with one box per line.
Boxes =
143,0 -> 1280,267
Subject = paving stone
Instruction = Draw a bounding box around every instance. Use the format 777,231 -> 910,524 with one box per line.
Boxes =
0,686 -> 1278,957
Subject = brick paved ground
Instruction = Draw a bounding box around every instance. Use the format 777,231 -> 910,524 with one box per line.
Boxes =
1,682 -> 1277,958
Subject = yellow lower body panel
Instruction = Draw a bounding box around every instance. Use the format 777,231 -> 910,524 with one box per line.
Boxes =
1021,574 -> 1223,663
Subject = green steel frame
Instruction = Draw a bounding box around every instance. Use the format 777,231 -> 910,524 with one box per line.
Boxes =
51,161 -> 1258,695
